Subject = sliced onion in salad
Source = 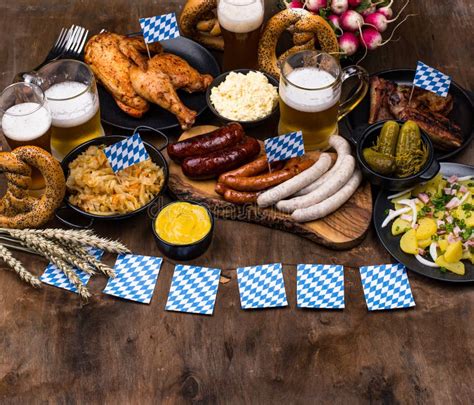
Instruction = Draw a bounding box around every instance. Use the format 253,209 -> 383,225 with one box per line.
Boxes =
381,207 -> 411,228
397,199 -> 418,228
415,254 -> 439,268
429,242 -> 438,261
387,187 -> 414,200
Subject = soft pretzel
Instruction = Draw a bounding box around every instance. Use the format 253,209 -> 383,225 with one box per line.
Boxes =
0,146 -> 66,229
258,10 -> 339,78
179,0 -> 224,51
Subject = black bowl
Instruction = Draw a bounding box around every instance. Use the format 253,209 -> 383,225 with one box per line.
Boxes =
58,132 -> 169,227
355,120 -> 440,191
152,201 -> 214,261
206,68 -> 279,128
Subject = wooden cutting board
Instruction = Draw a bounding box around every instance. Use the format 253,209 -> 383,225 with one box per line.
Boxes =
166,126 -> 373,250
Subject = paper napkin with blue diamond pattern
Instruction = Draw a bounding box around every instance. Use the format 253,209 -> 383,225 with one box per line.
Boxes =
165,265 -> 221,315
297,264 -> 345,309
103,254 -> 163,304
103,133 -> 149,173
264,131 -> 305,163
139,13 -> 180,44
359,264 -> 415,311
40,248 -> 104,293
236,263 -> 288,309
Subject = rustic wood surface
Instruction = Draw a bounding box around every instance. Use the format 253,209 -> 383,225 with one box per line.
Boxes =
0,0 -> 473,403
169,125 -> 373,249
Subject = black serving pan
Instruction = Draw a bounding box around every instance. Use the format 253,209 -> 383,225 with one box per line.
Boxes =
373,162 -> 474,283
345,68 -> 474,161
57,127 -> 169,228
355,120 -> 440,191
99,36 -> 221,131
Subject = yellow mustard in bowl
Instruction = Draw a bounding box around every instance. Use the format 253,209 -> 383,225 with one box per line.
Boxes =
155,202 -> 211,245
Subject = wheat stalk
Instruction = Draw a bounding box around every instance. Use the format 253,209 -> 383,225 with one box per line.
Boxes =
7,230 -> 96,276
58,241 -> 116,278
0,244 -> 41,288
9,228 -> 131,253
48,255 -> 91,300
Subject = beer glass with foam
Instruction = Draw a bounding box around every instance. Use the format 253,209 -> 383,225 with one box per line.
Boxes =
278,51 -> 369,151
217,0 -> 264,71
0,82 -> 52,190
38,59 -> 104,160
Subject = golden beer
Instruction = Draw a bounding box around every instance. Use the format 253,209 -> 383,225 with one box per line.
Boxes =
218,0 -> 264,71
39,60 -> 104,160
278,51 -> 369,151
46,81 -> 104,159
0,83 -> 52,190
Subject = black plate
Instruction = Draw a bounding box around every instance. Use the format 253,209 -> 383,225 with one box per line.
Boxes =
99,37 -> 221,131
346,69 -> 474,161
374,162 -> 474,283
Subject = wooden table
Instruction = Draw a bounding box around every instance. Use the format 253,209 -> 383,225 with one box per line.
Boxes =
1,1 -> 473,403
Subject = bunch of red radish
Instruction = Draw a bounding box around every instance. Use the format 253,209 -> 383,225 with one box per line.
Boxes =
284,0 -> 413,60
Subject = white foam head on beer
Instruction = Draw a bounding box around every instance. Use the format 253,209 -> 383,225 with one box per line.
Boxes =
1,102 -> 52,142
217,0 -> 264,33
45,81 -> 98,128
280,68 -> 340,113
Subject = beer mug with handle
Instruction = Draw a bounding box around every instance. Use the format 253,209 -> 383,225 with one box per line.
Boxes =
36,59 -> 104,160
278,50 -> 369,151
0,82 -> 52,190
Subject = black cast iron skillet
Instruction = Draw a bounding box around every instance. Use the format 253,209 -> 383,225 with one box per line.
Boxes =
56,126 -> 169,228
373,162 -> 474,283
345,68 -> 474,161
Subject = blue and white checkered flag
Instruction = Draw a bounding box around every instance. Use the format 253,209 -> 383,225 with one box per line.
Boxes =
264,131 -> 305,163
139,13 -> 180,44
103,133 -> 150,173
359,263 -> 415,311
413,61 -> 451,97
297,264 -> 345,309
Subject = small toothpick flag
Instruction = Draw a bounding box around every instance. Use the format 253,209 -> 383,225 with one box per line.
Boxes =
103,133 -> 150,173
139,13 -> 180,44
413,61 -> 451,97
264,131 -> 305,163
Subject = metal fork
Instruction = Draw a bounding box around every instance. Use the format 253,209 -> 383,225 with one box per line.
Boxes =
16,24 -> 89,83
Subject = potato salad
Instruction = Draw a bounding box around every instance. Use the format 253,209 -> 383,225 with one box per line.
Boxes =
382,174 -> 473,275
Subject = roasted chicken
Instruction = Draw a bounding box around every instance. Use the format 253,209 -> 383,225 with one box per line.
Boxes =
85,32 -> 213,129
369,76 -> 462,150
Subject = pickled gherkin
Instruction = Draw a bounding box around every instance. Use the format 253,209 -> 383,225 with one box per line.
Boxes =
362,120 -> 428,178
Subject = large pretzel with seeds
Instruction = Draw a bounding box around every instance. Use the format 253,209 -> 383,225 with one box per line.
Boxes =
179,0 -> 224,51
258,9 -> 340,79
0,146 -> 65,228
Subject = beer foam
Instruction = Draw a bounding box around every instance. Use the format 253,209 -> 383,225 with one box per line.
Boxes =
280,68 -> 340,113
218,0 -> 264,33
45,81 -> 99,128
2,102 -> 51,142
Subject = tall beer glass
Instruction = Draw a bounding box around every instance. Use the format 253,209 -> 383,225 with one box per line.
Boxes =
217,0 -> 264,71
38,59 -> 104,160
279,51 -> 369,151
0,82 -> 52,190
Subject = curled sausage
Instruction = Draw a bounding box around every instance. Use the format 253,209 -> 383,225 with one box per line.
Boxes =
296,135 -> 351,196
0,146 -> 66,229
257,153 -> 332,208
291,170 -> 362,223
168,122 -> 244,162
276,155 -> 356,213
222,158 -> 314,192
181,136 -> 260,179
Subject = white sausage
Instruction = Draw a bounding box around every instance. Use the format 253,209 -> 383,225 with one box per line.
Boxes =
291,170 -> 362,223
257,153 -> 332,208
295,135 -> 351,196
276,155 -> 355,213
